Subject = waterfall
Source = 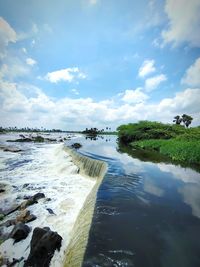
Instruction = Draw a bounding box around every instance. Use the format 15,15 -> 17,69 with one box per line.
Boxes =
63,147 -> 107,267
64,147 -> 107,179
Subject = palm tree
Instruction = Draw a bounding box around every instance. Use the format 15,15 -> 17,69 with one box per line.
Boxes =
173,115 -> 182,125
182,114 -> 193,128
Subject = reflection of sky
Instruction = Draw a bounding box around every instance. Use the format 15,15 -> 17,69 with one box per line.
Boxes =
157,163 -> 200,218
78,135 -> 200,219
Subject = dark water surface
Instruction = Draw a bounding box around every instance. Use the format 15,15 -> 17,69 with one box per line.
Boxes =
73,135 -> 200,267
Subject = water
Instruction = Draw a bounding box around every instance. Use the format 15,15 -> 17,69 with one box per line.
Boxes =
1,133 -> 200,267
0,132 -> 96,266
70,135 -> 200,267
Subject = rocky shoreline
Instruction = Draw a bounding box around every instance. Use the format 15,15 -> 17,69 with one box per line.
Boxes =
0,188 -> 63,266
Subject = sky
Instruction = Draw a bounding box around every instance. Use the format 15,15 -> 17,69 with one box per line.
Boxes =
0,0 -> 200,130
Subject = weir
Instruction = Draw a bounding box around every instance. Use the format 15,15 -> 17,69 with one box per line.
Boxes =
63,146 -> 107,267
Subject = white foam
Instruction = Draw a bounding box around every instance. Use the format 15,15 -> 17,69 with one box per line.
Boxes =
0,139 -> 95,266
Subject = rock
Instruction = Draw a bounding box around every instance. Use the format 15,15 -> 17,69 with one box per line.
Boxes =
1,204 -> 20,216
23,183 -> 30,188
7,138 -> 32,142
33,192 -> 45,201
20,198 -> 37,210
33,136 -> 45,142
71,142 -> 82,149
3,147 -> 22,153
16,210 -> 37,224
2,219 -> 16,227
46,208 -> 55,215
7,257 -> 24,267
0,214 -> 4,221
46,138 -> 57,142
10,223 -> 30,243
24,227 -> 62,267
19,134 -> 26,138
20,192 -> 45,209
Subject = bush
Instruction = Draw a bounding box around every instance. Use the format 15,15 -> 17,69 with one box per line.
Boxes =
132,139 -> 200,164
117,121 -> 185,143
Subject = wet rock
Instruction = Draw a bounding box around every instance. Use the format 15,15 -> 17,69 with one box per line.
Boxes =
3,146 -> 23,153
20,192 -> 45,209
0,214 -> 4,221
20,198 -> 37,210
71,142 -> 82,149
0,183 -> 8,193
7,138 -> 32,142
46,138 -> 57,142
16,209 -> 37,223
46,208 -> 55,215
2,219 -> 15,227
1,204 -> 20,216
23,183 -> 30,188
10,223 -> 30,243
24,227 -> 62,267
33,192 -> 45,201
7,257 -> 24,267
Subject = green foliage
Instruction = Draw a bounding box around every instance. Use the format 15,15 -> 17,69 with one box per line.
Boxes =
132,139 -> 200,164
117,120 -> 200,165
117,121 -> 185,143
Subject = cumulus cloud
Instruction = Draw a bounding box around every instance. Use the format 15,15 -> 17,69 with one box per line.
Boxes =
138,59 -> 156,78
121,88 -> 149,104
145,74 -> 167,92
26,57 -> 37,66
0,76 -> 200,130
162,0 -> 200,47
181,57 -> 200,87
45,67 -> 86,83
0,17 -> 17,58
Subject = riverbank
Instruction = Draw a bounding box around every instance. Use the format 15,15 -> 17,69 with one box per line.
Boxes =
117,121 -> 200,165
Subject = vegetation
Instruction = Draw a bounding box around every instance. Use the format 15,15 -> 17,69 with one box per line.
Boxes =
173,114 -> 193,127
117,120 -> 200,165
82,127 -> 116,135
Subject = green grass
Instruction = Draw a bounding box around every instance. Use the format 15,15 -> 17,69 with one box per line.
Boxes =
132,139 -> 200,164
117,120 -> 200,165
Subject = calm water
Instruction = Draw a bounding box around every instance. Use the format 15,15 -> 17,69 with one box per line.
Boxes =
71,135 -> 200,267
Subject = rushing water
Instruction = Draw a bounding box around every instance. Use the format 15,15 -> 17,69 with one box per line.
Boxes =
69,135 -> 200,267
1,133 -> 200,267
0,132 -> 96,266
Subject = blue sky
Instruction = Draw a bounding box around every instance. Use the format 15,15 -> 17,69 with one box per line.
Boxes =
0,0 -> 200,130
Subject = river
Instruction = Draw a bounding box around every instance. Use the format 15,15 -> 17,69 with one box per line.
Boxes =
1,133 -> 200,267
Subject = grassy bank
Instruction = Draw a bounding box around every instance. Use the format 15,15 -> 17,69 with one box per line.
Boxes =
117,121 -> 200,165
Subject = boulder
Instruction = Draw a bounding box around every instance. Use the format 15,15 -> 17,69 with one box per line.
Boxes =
46,208 -> 55,215
20,192 -> 45,209
71,142 -> 82,149
16,209 -> 37,223
10,223 -> 30,243
24,227 -> 62,267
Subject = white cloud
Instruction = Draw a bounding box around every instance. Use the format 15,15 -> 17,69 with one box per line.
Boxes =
121,88 -> 149,104
45,67 -> 86,83
0,76 -> 200,130
26,57 -> 37,66
0,17 -> 17,58
138,59 -> 156,78
71,89 -> 79,95
162,0 -> 200,47
145,74 -> 167,92
181,57 -> 200,87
